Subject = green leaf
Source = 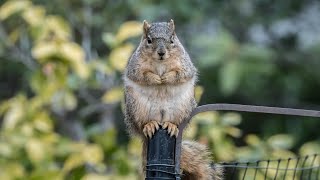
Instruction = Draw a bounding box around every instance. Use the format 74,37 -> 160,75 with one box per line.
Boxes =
267,134 -> 294,150
29,170 -> 64,180
195,31 -> 237,67
51,90 -> 77,112
221,112 -> 242,126
102,32 -> 117,48
240,44 -> 274,62
0,142 -> 13,157
219,60 -> 242,95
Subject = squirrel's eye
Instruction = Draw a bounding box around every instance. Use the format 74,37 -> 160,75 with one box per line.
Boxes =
147,38 -> 152,44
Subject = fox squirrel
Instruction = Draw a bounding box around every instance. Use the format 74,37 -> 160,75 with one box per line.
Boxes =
123,20 -> 222,180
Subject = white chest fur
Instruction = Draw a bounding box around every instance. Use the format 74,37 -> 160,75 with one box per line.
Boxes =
155,63 -> 166,76
124,76 -> 195,122
125,77 -> 194,102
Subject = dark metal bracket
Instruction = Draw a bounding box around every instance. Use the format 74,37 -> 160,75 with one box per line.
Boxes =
146,103 -> 320,179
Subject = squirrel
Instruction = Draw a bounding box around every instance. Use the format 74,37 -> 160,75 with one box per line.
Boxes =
123,20 -> 223,180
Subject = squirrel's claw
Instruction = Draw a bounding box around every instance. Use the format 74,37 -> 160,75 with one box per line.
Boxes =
162,122 -> 179,137
143,121 -> 160,138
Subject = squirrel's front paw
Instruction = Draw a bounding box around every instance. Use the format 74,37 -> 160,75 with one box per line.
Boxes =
161,71 -> 176,84
153,75 -> 162,84
162,122 -> 179,137
146,72 -> 162,85
143,121 -> 160,138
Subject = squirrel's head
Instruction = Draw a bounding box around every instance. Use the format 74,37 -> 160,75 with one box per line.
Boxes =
141,19 -> 180,61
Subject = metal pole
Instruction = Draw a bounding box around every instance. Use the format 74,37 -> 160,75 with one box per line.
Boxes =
146,128 -> 179,180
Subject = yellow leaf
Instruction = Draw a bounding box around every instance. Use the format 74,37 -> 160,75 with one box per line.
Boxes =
32,41 -> 90,79
60,42 -> 89,79
20,123 -> 34,136
209,127 -> 223,141
45,15 -> 71,40
41,134 -> 59,144
0,0 -> 31,20
128,137 -> 142,156
82,174 -> 138,180
299,141 -> 320,156
82,145 -> 104,164
109,43 -> 134,71
25,138 -> 46,164
0,163 -> 25,178
221,112 -> 242,126
34,15 -> 71,42
267,134 -> 294,150
102,87 -> 124,103
60,42 -> 84,62
3,96 -> 25,130
192,111 -> 219,124
183,122 -> 198,139
194,86 -> 204,103
22,5 -> 45,26
116,21 -> 142,43
226,127 -> 242,138
0,100 -> 11,115
0,142 -> 12,157
33,111 -> 53,132
8,28 -> 20,44
31,41 -> 58,61
90,60 -> 114,75
63,153 -> 85,172
63,144 -> 103,172
82,174 -> 111,180
51,90 -> 78,112
245,134 -> 261,146
271,149 -> 296,159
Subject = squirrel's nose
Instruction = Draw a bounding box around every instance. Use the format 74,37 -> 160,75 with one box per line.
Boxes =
158,52 -> 165,57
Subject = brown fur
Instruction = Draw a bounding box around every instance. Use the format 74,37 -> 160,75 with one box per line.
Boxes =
124,20 -> 222,179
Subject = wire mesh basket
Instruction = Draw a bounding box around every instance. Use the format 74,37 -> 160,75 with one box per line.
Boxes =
218,154 -> 320,180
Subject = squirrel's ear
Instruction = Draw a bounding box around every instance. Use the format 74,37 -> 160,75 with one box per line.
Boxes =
143,20 -> 150,37
169,19 -> 175,32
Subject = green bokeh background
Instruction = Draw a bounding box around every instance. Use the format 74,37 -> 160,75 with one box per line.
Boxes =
0,0 -> 319,179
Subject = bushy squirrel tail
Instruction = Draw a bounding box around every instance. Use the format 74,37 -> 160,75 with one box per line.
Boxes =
181,141 -> 223,180
142,139 -> 223,180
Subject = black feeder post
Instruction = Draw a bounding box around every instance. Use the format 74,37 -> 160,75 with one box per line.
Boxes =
145,127 -> 183,180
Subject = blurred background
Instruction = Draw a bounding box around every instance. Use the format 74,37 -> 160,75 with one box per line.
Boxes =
0,0 -> 320,179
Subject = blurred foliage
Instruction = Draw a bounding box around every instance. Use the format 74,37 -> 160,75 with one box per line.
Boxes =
0,0 -> 319,179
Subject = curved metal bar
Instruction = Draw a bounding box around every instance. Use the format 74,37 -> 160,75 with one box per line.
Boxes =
174,103 -> 320,177
191,104 -> 320,118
